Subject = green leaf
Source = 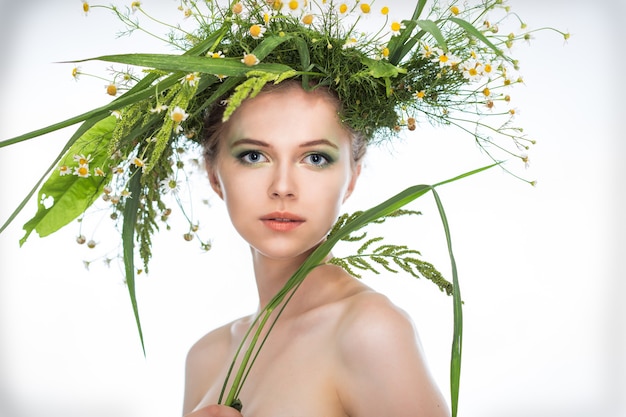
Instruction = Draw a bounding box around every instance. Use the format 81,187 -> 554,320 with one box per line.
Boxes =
449,17 -> 504,58
432,189 -> 462,417
360,56 -> 406,78
123,169 -> 145,355
75,53 -> 293,78
415,19 -> 448,52
19,116 -> 117,245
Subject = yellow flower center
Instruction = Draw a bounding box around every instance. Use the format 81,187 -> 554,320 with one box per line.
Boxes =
468,68 -> 478,76
382,47 -> 390,57
133,158 -> 144,167
82,2 -> 90,13
439,55 -> 449,63
264,13 -> 270,23
106,84 -> 117,96
288,0 -> 299,10
302,14 -> 314,25
242,53 -> 259,66
79,157 -> 88,165
450,6 -> 460,15
272,0 -> 283,10
416,91 -> 425,99
72,67 -> 79,78
250,24 -> 262,37
483,63 -> 492,73
339,3 -> 348,13
360,3 -> 371,13
391,22 -> 401,32
381,6 -> 389,15
232,2 -> 243,14
483,88 -> 491,97
172,112 -> 185,123
78,166 -> 88,176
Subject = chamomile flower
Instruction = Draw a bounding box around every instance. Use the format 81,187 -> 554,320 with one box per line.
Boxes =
74,154 -> 93,165
359,3 -> 372,15
81,1 -> 90,15
182,72 -> 201,87
343,37 -> 358,49
59,165 -> 71,176
170,106 -> 190,123
131,157 -> 145,168
111,110 -> 122,119
481,62 -> 494,77
460,60 -> 482,82
131,1 -> 141,12
160,177 -> 182,194
415,90 -> 426,100
380,6 -> 389,15
150,104 -> 168,114
74,165 -> 90,178
94,167 -> 105,176
242,52 -> 260,66
106,83 -> 118,96
431,48 -> 459,67
232,2 -> 243,14
287,0 -> 300,11
208,51 -> 225,58
419,43 -> 435,58
71,66 -> 81,80
301,14 -> 314,25
249,24 -> 266,39
338,3 -> 349,14
390,21 -> 404,36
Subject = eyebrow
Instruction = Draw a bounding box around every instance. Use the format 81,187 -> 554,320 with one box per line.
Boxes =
230,138 -> 339,150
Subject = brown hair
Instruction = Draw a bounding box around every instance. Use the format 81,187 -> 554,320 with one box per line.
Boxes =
201,80 -> 367,167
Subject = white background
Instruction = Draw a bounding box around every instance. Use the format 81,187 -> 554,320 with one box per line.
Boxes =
0,1 -> 624,417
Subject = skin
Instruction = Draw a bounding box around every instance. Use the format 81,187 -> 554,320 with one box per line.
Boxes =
183,84 -> 450,417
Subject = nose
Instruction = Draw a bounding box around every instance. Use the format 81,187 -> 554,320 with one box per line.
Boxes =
269,162 -> 297,199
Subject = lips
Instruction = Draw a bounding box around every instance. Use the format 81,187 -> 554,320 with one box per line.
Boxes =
260,212 -> 305,232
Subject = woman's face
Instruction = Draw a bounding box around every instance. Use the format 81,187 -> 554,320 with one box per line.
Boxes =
208,85 -> 361,261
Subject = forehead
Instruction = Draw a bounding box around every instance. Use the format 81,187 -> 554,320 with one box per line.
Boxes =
223,85 -> 349,143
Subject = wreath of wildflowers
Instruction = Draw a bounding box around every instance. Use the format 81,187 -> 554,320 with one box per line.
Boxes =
0,0 -> 566,414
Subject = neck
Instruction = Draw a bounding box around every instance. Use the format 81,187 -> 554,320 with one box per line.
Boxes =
250,247 -> 314,311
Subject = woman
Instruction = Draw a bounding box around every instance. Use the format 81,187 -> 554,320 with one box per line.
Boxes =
182,81 -> 449,417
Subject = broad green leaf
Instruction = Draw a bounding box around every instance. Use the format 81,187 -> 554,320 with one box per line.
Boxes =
20,116 -> 116,244
360,56 -> 406,78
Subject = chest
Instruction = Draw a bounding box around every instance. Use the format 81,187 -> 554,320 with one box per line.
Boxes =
197,314 -> 347,417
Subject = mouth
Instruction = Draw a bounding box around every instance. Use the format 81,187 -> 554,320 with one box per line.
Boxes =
260,212 -> 305,231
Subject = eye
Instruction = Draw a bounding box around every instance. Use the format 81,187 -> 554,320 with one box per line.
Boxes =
303,153 -> 331,167
239,150 -> 267,165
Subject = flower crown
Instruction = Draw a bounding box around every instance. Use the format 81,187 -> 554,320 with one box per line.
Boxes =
1,0 -> 568,297
2,0 -> 565,319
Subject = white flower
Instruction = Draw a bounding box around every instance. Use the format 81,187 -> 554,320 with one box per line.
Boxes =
160,177 -> 182,194
150,104 -> 168,114
170,106 -> 190,123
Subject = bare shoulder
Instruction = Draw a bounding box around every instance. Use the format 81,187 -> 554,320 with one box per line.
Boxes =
182,319 -> 242,414
334,291 -> 450,417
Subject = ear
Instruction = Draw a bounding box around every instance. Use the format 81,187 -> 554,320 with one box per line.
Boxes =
342,163 -> 362,203
207,167 -> 224,200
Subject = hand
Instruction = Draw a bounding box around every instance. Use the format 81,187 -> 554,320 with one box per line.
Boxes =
184,404 -> 243,417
